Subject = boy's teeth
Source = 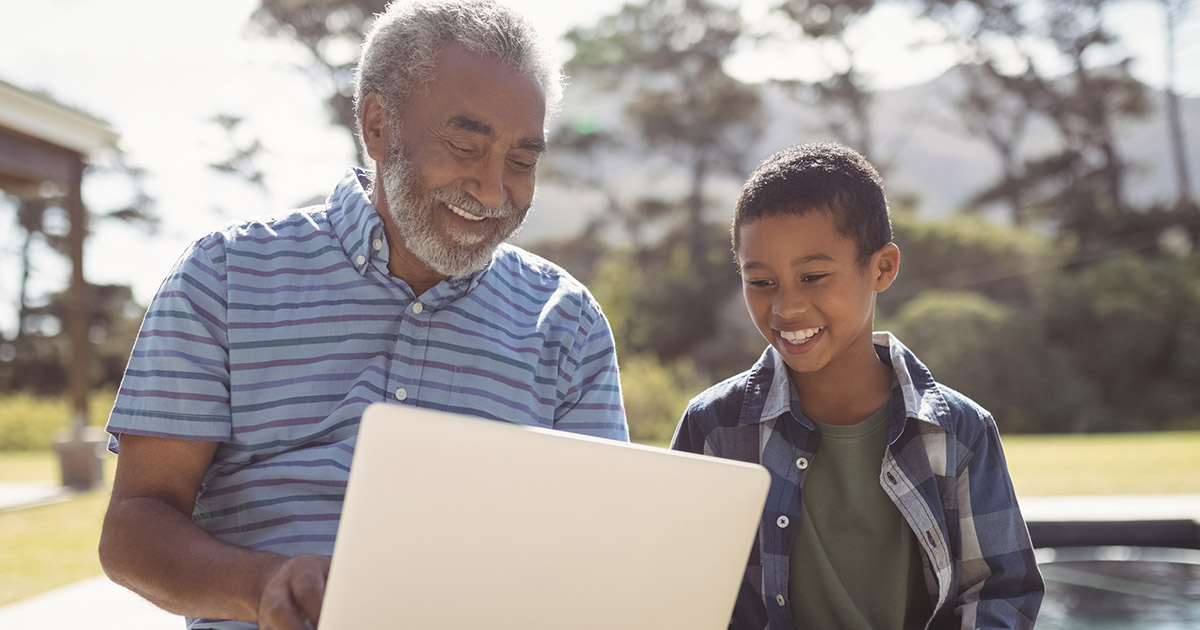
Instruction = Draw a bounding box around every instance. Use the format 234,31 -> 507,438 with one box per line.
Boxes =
780,327 -> 822,343
449,203 -> 485,221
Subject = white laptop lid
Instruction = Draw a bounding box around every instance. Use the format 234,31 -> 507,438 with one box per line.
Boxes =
318,403 -> 770,630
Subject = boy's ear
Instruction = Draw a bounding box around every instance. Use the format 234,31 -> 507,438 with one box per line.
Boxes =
871,242 -> 900,292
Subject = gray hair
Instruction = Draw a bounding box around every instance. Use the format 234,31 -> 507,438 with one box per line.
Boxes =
353,0 -> 564,168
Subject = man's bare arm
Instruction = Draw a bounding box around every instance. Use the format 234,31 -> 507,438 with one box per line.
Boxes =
98,434 -> 329,629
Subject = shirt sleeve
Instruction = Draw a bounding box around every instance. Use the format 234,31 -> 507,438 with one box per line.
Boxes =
953,418 -> 1045,629
551,293 -> 628,441
106,235 -> 233,450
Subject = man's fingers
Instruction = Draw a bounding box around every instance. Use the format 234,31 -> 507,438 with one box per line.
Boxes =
258,555 -> 330,630
292,556 -> 329,626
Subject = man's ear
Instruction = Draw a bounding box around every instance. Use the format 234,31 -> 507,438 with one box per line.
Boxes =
872,242 -> 900,292
361,93 -> 390,163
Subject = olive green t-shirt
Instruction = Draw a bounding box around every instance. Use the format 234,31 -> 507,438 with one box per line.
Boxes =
788,401 -> 932,629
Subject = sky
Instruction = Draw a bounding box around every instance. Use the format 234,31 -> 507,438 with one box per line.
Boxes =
1,0 -> 1198,336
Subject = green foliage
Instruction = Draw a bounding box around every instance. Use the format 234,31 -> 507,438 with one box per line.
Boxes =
619,354 -> 707,445
884,210 -> 1061,314
0,391 -> 115,451
1044,252 -> 1200,429
881,290 -> 1098,434
0,283 -> 143,395
588,223 -> 753,380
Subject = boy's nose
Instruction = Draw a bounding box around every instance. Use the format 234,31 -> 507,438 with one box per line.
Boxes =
773,290 -> 808,318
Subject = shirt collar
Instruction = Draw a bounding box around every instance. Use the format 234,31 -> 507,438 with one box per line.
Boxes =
326,167 -> 490,299
328,168 -> 384,277
742,332 -> 950,431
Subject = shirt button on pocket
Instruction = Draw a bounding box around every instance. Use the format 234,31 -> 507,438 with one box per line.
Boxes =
777,516 -> 790,528
776,594 -> 786,607
796,457 -> 809,469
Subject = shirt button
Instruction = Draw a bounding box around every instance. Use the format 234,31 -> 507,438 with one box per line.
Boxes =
777,516 -> 790,528
412,302 -> 424,314
373,238 -> 383,251
796,457 -> 809,469
395,388 -> 408,401
776,594 -> 786,607
356,254 -> 366,265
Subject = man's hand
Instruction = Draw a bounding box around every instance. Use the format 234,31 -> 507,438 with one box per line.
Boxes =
258,554 -> 331,630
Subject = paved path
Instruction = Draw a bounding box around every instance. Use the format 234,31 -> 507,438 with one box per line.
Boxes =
0,576 -> 181,629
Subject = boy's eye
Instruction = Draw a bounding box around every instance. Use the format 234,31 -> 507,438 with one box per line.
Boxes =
801,274 -> 828,283
745,279 -> 774,288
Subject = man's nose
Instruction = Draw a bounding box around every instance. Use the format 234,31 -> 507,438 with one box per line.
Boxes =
467,154 -> 507,210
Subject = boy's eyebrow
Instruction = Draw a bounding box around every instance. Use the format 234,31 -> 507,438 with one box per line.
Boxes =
449,115 -> 547,153
739,253 -> 834,271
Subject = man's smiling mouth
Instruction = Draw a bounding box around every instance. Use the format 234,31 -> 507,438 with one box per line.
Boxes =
448,202 -> 485,222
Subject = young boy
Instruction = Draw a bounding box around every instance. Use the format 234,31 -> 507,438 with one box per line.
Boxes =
671,143 -> 1044,630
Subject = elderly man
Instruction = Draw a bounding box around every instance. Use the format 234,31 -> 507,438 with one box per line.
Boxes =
98,2 -> 628,629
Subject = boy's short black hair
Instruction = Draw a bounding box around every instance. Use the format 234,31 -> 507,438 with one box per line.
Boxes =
732,142 -> 892,265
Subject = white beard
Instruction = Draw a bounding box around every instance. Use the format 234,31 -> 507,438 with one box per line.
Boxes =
379,144 -> 530,278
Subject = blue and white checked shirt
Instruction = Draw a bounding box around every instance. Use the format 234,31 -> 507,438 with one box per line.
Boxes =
107,168 -> 628,630
671,332 -> 1043,630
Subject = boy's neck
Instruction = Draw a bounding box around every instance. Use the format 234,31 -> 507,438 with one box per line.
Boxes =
788,336 -> 893,426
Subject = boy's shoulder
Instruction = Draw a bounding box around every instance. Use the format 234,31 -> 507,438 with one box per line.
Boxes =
879,332 -> 997,438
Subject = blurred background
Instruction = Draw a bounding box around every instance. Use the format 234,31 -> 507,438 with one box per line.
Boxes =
0,0 -> 1198,627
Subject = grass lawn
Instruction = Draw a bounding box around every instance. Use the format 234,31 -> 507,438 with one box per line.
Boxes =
0,453 -> 115,606
0,431 -> 1196,607
1002,430 -> 1200,496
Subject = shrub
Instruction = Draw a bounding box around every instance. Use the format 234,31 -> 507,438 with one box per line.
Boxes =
0,391 -> 116,451
881,290 -> 1100,433
619,355 -> 707,445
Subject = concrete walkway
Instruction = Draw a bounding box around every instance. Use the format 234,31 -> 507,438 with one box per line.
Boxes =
0,576 -> 182,628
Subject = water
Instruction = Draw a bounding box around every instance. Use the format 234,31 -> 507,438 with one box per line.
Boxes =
1034,546 -> 1200,629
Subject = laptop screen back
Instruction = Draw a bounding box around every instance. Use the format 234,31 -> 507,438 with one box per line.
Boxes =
318,403 -> 769,629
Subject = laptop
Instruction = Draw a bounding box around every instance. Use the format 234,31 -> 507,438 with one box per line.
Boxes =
318,403 -> 770,629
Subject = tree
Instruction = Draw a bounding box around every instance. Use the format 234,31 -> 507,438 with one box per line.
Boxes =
955,62 -> 1033,224
771,0 -> 879,162
249,0 -> 388,154
1162,0 -> 1194,207
917,0 -> 1150,250
563,0 -> 763,264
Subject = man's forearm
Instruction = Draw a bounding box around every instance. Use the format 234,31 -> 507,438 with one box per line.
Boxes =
99,495 -> 288,621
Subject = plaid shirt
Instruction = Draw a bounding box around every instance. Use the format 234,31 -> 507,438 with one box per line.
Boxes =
671,332 -> 1043,630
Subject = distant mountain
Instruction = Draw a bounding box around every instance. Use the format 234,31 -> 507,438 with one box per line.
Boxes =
515,66 -> 1200,244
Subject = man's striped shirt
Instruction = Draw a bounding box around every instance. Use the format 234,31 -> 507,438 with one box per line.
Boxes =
106,169 -> 627,627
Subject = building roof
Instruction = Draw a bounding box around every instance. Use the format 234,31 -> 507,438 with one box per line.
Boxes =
0,78 -> 117,156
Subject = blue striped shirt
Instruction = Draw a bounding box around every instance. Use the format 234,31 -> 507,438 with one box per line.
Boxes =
107,168 -> 627,628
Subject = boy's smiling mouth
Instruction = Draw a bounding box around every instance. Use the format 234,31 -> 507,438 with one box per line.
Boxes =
778,326 -> 823,345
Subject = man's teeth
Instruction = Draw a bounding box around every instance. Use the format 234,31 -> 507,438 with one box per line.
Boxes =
449,203 -> 485,222
779,327 -> 822,344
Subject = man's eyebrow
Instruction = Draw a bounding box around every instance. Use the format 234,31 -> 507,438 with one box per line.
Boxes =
449,115 -> 546,153
518,137 -> 547,153
449,115 -> 492,137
